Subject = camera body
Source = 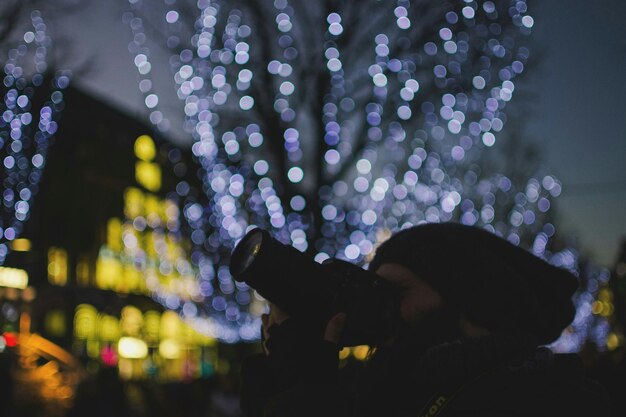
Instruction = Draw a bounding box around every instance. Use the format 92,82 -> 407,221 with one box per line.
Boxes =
230,228 -> 399,347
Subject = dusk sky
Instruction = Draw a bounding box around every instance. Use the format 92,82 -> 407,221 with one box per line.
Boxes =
59,0 -> 626,266
526,0 -> 626,266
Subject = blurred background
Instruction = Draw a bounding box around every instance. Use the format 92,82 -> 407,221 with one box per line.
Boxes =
0,0 -> 624,416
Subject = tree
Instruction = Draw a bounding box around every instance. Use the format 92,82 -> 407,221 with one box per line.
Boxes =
0,1 -> 28,47
0,9 -> 71,264
123,0 -> 607,348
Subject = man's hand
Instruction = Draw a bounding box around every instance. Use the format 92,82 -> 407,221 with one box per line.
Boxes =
261,302 -> 290,354
261,303 -> 346,355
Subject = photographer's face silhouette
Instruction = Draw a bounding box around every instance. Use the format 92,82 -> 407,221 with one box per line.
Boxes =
375,263 -> 489,338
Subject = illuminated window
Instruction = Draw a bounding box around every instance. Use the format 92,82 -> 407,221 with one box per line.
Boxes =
76,256 -> 91,287
144,310 -> 161,343
145,231 -> 157,257
121,306 -> 144,337
48,247 -> 68,286
95,249 -> 122,290
606,333 -> 620,351
74,304 -> 97,340
134,134 -> 156,162
163,199 -> 179,224
118,337 -> 148,359
0,266 -> 28,289
11,238 -> 31,252
144,194 -> 162,223
123,265 -> 145,294
159,339 -> 181,359
107,218 -> 123,252
160,311 -> 181,340
136,161 -> 161,192
99,314 -> 120,342
44,309 -> 66,337
86,339 -> 100,359
124,188 -> 145,219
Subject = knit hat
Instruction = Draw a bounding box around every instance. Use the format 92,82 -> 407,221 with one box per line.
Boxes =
369,223 -> 578,344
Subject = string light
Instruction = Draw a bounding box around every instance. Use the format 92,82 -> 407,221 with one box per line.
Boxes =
0,11 -> 70,264
122,0 -> 605,349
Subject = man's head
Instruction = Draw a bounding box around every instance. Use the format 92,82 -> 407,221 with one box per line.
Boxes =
369,223 -> 578,345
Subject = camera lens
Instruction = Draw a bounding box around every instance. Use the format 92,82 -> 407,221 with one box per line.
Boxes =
231,229 -> 264,276
230,228 -> 400,346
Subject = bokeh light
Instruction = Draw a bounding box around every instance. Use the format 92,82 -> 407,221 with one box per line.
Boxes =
122,0 -> 606,349
0,11 -> 70,264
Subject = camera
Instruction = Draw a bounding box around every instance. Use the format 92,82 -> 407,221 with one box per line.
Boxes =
230,228 -> 400,347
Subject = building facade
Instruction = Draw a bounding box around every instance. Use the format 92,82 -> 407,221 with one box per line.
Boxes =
0,87 -> 220,413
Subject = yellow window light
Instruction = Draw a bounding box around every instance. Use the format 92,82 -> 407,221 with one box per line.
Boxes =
47,247 -> 68,286
136,161 -> 161,192
598,288 -> 613,302
182,321 -> 198,344
160,311 -> 181,340
144,231 -> 157,257
118,358 -> 134,379
159,339 -> 181,359
144,311 -> 161,342
95,252 -> 122,291
164,199 -> 179,222
74,304 -> 97,340
144,194 -> 162,221
123,265 -> 143,294
99,314 -> 120,342
120,306 -> 143,337
197,333 -> 216,347
134,134 -> 156,162
44,310 -> 67,337
592,301 -> 605,316
76,256 -> 91,287
606,333 -> 620,351
107,218 -> 123,252
124,187 -> 145,219
86,339 -> 100,359
0,266 -> 28,289
118,337 -> 148,359
11,238 -> 31,252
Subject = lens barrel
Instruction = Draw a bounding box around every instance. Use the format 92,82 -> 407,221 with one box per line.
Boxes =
230,228 -> 399,346
230,229 -> 335,325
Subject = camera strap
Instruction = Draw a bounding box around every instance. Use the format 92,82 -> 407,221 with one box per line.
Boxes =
416,368 -> 495,417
